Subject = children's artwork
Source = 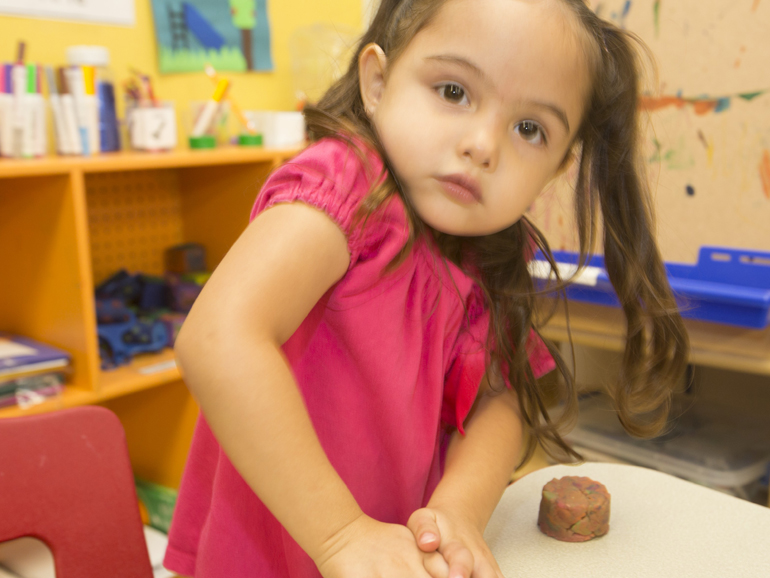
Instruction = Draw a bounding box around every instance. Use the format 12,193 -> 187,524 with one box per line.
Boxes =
0,0 -> 134,26
150,0 -> 273,73
528,0 -> 770,264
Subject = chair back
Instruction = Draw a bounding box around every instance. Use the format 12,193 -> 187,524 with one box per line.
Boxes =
0,406 -> 153,578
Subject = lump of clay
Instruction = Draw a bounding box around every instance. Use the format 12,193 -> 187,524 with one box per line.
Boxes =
538,476 -> 610,542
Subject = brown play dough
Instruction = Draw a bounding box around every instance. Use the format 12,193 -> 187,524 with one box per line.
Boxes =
537,476 -> 611,542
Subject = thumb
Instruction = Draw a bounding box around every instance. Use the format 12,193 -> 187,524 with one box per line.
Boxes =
407,508 -> 441,552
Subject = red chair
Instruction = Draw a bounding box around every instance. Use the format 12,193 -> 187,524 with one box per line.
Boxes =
0,405 -> 154,578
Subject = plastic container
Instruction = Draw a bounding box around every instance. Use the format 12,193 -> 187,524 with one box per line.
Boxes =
530,246 -> 770,328
186,100 -> 230,147
66,45 -> 121,152
567,393 -> 770,500
127,101 -> 177,151
243,110 -> 305,148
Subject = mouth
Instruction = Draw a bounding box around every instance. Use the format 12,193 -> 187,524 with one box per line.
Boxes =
435,174 -> 482,204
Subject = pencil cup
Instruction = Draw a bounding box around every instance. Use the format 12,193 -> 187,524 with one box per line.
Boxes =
187,100 -> 230,149
127,102 -> 177,151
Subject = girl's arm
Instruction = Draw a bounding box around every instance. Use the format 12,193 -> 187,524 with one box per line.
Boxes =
175,203 -> 441,576
175,203 -> 359,556
409,377 -> 523,578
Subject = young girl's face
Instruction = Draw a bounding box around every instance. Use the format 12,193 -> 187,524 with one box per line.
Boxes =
361,0 -> 593,236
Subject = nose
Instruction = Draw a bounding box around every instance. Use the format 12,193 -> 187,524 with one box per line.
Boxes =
459,116 -> 500,171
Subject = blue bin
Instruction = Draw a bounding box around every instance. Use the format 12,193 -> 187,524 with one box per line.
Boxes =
531,246 -> 770,329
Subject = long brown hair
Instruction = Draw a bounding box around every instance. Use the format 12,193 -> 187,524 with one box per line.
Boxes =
303,0 -> 689,463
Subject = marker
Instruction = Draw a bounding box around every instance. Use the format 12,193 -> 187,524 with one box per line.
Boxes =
204,63 -> 255,134
0,64 -> 13,157
59,67 -> 83,155
82,65 -> 100,153
66,66 -> 89,155
23,63 -> 38,157
129,67 -> 158,107
46,66 -> 71,155
191,78 -> 229,138
16,41 -> 25,66
11,62 -> 27,157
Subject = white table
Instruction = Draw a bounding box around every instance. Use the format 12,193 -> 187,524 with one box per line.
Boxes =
485,463 -> 770,577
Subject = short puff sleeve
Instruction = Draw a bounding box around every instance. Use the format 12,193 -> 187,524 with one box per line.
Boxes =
250,138 -> 388,270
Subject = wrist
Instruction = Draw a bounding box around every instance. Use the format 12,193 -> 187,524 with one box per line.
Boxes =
307,509 -> 369,566
426,498 -> 486,533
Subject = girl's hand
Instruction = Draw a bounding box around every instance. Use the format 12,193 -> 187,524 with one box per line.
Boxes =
407,507 -> 504,578
313,513 -> 450,578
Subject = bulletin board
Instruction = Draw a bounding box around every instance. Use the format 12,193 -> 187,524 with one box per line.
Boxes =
528,0 -> 770,264
149,0 -> 273,73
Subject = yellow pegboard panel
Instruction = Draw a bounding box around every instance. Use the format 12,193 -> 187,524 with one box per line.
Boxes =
86,170 -> 185,285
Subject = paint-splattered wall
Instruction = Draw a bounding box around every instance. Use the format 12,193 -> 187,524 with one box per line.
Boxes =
528,0 -> 770,263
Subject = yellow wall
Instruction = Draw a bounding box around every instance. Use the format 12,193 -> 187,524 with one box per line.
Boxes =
0,0 -> 362,140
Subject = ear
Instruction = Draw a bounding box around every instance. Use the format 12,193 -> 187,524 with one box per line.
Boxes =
359,43 -> 388,117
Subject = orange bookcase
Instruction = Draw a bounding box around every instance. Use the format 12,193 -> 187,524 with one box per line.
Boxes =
0,147 -> 297,488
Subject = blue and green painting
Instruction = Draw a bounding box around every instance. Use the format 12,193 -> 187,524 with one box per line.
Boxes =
150,0 -> 273,73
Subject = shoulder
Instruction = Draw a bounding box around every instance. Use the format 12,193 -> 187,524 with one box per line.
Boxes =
251,137 -> 385,221
251,136 -> 409,270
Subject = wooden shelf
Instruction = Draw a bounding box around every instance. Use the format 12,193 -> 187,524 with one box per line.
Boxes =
0,146 -> 300,487
0,146 -> 300,178
0,350 -> 182,418
541,300 -> 770,375
98,348 -> 182,398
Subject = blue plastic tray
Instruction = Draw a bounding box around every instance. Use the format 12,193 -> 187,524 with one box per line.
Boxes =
531,246 -> 770,329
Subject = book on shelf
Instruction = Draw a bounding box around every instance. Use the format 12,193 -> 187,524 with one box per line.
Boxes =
0,372 -> 66,410
0,333 -> 71,381
0,334 -> 70,410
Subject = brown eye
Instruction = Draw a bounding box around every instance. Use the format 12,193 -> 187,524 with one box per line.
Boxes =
515,120 -> 546,146
439,83 -> 468,105
519,121 -> 539,138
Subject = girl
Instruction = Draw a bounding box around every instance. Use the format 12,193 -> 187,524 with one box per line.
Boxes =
164,0 -> 688,577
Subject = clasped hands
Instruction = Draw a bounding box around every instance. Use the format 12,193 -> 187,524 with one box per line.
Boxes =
314,505 -> 504,578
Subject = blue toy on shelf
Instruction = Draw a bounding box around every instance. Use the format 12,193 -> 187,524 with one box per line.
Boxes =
97,305 -> 169,369
531,246 -> 770,329
95,272 -> 171,369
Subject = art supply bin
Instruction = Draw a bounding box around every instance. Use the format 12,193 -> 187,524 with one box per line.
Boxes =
566,393 -> 770,502
530,246 -> 770,328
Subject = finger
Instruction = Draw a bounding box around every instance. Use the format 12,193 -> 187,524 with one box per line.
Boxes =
423,551 -> 450,578
407,508 -> 441,552
440,541 -> 474,578
473,559 -> 502,578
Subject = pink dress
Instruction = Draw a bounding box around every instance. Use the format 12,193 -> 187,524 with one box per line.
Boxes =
164,137 -> 555,577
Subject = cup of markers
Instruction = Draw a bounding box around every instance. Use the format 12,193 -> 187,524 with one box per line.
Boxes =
0,62 -> 47,159
202,63 -> 262,147
188,78 -> 231,149
124,69 -> 178,152
55,65 -> 101,156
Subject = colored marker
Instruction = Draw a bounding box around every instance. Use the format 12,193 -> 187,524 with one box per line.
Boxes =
22,63 -> 38,157
60,67 -> 83,155
204,63 -> 256,134
11,62 -> 27,157
66,66 -> 89,155
0,64 -> 13,157
82,65 -> 100,153
191,78 -> 229,138
46,66 -> 71,155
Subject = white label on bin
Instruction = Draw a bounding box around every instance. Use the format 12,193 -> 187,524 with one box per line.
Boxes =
529,261 -> 602,286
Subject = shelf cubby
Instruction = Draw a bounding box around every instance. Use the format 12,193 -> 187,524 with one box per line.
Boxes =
0,147 -> 296,487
